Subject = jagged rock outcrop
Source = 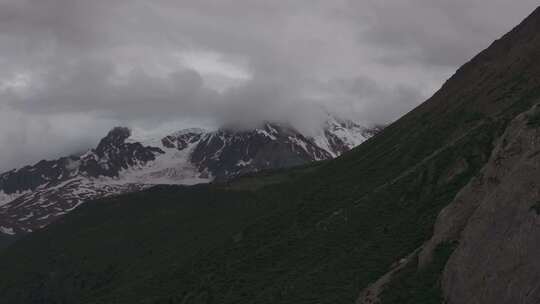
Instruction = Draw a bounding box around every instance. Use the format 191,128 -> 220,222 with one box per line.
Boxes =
80,127 -> 165,178
0,127 -> 163,196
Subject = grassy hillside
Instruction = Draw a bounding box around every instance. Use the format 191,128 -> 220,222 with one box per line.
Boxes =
0,7 -> 539,304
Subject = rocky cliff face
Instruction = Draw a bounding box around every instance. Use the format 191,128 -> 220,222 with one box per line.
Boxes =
420,104 -> 540,304
80,127 -> 164,178
358,103 -> 540,304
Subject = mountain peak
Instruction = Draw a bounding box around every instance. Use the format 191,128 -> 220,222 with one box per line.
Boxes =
97,127 -> 131,151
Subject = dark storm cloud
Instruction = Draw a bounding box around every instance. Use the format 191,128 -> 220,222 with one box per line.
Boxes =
0,0 -> 538,170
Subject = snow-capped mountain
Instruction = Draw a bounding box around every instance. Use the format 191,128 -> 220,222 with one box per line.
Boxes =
0,118 -> 379,235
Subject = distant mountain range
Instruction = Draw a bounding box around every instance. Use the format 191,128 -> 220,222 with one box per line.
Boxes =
0,116 -> 379,235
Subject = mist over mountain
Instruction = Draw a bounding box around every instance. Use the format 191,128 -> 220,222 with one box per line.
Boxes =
0,1 -> 538,171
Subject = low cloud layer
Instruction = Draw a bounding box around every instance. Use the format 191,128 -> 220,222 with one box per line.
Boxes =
0,0 -> 538,171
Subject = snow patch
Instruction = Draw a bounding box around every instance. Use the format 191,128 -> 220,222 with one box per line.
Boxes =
0,226 -> 14,235
256,129 -> 277,140
0,190 -> 30,208
237,159 -> 253,167
288,136 -> 309,154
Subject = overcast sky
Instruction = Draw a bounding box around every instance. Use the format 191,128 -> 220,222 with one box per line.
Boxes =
0,0 -> 538,171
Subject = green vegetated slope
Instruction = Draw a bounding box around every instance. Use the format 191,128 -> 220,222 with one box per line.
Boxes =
1,7 -> 540,304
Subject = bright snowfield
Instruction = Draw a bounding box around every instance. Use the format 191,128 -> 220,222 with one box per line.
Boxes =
313,117 -> 370,158
122,128 -> 211,185
0,117 -> 375,235
0,190 -> 30,208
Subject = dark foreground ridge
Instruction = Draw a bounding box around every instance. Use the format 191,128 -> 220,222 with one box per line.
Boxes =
0,6 -> 539,304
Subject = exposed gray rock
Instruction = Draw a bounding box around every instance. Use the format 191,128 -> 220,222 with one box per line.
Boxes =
420,103 -> 540,304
